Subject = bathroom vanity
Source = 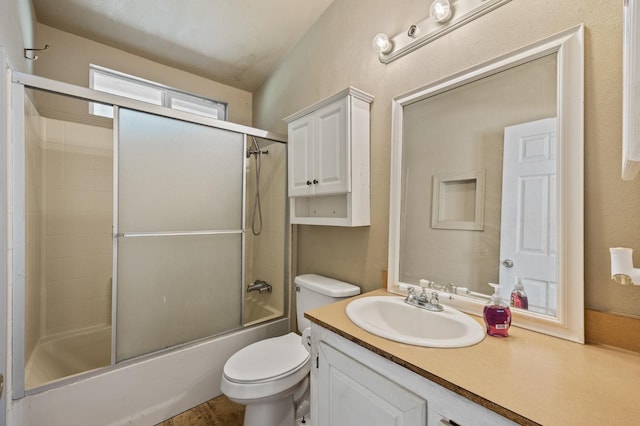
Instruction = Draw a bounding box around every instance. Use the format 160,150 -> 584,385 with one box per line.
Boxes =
306,290 -> 640,425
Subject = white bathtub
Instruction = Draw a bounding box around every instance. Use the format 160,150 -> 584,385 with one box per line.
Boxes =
24,325 -> 111,390
11,317 -> 289,426
244,298 -> 283,326
23,298 -> 283,391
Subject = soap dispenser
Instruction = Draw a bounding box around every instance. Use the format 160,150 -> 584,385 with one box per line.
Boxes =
483,283 -> 511,337
509,277 -> 528,310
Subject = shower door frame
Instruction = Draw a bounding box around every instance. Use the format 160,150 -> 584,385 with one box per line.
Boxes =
0,47 -> 13,426
9,71 -> 287,399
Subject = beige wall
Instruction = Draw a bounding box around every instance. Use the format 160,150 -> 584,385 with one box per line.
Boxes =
34,24 -> 253,126
253,0 -> 640,318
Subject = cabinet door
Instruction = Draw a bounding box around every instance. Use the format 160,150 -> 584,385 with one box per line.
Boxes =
316,342 -> 426,426
288,114 -> 314,196
314,97 -> 350,195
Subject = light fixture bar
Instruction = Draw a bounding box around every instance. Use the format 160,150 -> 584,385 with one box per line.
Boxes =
377,0 -> 513,64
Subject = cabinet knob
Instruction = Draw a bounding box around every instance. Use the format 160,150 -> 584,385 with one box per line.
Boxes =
313,179 -> 319,184
306,180 -> 312,186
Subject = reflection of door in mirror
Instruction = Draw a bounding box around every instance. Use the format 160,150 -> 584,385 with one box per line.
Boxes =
499,118 -> 557,315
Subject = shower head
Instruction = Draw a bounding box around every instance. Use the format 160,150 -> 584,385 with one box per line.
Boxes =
246,147 -> 269,158
247,136 -> 269,158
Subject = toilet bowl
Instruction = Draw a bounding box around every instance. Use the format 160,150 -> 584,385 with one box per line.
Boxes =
221,333 -> 310,426
221,274 -> 360,426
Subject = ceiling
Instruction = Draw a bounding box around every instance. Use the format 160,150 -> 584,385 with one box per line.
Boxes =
31,0 -> 334,92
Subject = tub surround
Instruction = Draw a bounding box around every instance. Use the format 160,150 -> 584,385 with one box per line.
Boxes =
306,290 -> 640,425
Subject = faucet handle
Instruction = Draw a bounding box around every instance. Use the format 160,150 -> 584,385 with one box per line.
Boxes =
404,286 -> 417,304
429,292 -> 440,305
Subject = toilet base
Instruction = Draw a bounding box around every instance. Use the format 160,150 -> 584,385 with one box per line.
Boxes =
243,394 -> 294,426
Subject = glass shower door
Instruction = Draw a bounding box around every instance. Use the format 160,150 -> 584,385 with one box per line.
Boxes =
115,108 -> 244,361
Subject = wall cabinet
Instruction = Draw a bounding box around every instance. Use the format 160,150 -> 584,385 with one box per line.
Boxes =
284,87 -> 373,226
310,324 -> 516,426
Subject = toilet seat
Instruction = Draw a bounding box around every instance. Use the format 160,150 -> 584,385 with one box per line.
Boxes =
223,332 -> 310,384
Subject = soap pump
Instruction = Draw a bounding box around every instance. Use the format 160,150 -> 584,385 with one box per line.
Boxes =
483,283 -> 511,337
510,277 -> 528,310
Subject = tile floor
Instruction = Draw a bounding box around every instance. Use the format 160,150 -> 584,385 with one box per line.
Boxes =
157,395 -> 244,426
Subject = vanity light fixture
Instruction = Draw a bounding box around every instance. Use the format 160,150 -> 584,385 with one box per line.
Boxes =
610,247 -> 640,285
373,0 -> 513,64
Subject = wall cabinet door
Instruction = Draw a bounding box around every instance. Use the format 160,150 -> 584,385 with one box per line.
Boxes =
316,341 -> 426,426
313,97 -> 349,195
288,97 -> 349,197
288,114 -> 315,197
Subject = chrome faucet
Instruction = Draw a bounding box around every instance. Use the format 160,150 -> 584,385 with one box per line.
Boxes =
404,286 -> 444,312
247,280 -> 272,293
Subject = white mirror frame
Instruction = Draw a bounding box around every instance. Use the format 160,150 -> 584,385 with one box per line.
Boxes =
388,25 -> 584,343
623,0 -> 640,180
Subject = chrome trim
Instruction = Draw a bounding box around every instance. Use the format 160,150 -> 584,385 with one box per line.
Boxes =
111,106 -> 120,366
11,81 -> 26,399
241,134 -> 247,326
0,50 -> 11,410
116,230 -> 243,238
11,71 -> 287,143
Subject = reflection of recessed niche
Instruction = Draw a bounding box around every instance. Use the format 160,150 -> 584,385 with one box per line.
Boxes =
432,170 -> 485,230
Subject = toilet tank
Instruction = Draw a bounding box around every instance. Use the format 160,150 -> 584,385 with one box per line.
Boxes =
295,274 -> 360,332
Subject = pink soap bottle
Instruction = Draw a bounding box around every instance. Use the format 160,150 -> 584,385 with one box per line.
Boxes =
510,276 -> 529,310
483,283 -> 511,337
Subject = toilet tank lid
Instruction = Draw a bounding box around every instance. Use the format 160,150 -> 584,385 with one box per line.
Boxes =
295,274 -> 360,297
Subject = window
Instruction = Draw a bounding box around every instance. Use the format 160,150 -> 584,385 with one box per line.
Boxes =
89,65 -> 227,120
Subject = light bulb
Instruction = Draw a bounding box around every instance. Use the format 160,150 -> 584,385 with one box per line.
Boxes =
430,0 -> 453,23
372,33 -> 393,54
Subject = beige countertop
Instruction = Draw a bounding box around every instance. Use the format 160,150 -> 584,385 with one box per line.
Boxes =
305,289 -> 640,426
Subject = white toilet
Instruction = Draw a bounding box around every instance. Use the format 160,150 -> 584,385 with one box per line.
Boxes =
221,274 -> 360,426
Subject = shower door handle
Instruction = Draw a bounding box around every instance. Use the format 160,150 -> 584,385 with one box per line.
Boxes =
0,373 -> 3,397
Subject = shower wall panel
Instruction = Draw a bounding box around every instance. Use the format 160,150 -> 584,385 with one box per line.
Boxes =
244,141 -> 287,321
42,118 -> 113,335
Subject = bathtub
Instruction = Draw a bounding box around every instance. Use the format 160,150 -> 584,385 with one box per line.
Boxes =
24,299 -> 283,390
11,317 -> 289,426
244,297 -> 283,326
24,325 -> 111,390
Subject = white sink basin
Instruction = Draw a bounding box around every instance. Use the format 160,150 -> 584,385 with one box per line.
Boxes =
346,296 -> 485,348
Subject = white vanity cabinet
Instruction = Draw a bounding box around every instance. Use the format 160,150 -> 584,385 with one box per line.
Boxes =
284,87 -> 373,226
310,324 -> 516,426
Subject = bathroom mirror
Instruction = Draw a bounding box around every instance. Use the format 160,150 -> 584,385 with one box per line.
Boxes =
388,26 -> 584,342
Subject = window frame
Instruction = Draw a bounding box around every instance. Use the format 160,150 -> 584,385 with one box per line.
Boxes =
89,64 -> 228,121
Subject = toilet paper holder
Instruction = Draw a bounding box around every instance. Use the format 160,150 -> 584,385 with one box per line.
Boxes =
610,247 -> 640,285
